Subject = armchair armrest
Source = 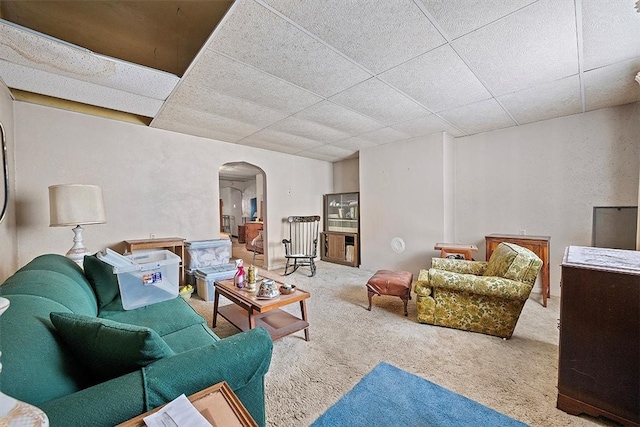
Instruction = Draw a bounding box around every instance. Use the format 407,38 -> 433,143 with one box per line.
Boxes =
431,258 -> 488,275
40,328 -> 273,427
429,269 -> 533,301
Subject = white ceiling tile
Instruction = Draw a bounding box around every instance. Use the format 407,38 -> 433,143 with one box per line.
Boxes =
293,101 -> 385,135
331,137 -> 381,151
186,50 -> 323,114
267,116 -> 351,142
330,78 -> 429,124
293,151 -> 339,162
498,75 -> 583,124
169,82 -> 287,128
0,60 -> 163,116
581,0 -> 640,71
301,144 -> 356,161
237,138 -> 301,155
583,57 -> 640,112
380,44 -> 492,112
418,0 -> 537,40
154,103 -> 261,139
0,21 -> 178,100
265,0 -> 446,74
438,98 -> 516,135
239,128 -> 325,152
154,120 -> 246,143
357,127 -> 411,145
452,0 -> 578,95
209,0 -> 371,97
392,114 -> 464,138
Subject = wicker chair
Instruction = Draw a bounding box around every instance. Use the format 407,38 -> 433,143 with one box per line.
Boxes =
414,242 -> 542,339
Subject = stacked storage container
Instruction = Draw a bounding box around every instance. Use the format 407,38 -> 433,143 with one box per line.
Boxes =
184,238 -> 235,300
195,264 -> 237,301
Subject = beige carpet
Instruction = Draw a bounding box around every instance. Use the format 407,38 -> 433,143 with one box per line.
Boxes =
188,260 -> 617,427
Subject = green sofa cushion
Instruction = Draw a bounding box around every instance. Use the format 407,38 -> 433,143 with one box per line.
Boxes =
99,296 -> 208,337
84,254 -> 120,309
161,323 -> 220,353
17,254 -> 94,303
0,270 -> 98,316
50,312 -> 175,382
0,295 -> 92,405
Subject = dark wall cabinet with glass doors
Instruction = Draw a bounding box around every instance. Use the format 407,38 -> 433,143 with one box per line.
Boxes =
321,192 -> 359,267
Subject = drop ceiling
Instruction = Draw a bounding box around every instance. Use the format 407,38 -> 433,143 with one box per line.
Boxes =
1,0 -> 639,163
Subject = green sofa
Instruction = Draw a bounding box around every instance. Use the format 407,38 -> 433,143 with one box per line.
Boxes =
0,253 -> 273,426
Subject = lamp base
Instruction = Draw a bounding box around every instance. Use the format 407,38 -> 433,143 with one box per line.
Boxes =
0,392 -> 49,426
66,225 -> 89,267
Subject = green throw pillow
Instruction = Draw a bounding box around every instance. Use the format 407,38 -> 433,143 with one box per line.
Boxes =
50,312 -> 175,382
83,254 -> 120,309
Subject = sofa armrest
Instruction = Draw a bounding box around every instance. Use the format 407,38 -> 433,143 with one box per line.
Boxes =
144,327 -> 272,425
431,258 -> 488,275
414,269 -> 432,297
39,327 -> 273,427
429,269 -> 533,301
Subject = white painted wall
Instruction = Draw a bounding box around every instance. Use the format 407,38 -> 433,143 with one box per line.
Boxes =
360,133 -> 448,273
455,104 -> 640,296
359,104 -> 639,297
442,133 -> 455,242
0,83 -> 17,281
333,158 -> 359,193
13,102 -> 332,270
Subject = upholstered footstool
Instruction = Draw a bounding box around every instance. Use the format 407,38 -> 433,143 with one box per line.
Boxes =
366,270 -> 413,316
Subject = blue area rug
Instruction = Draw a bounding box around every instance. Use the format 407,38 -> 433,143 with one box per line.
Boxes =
311,362 -> 529,427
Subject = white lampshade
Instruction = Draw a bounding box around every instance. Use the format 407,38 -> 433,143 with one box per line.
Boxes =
48,184 -> 106,266
49,184 -> 106,226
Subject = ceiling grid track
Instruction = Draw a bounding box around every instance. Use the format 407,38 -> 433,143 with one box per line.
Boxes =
413,0 -> 520,127
2,0 -> 638,162
253,0 -> 464,136
574,0 -> 587,113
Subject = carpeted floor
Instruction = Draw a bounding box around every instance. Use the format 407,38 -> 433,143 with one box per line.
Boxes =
188,260 -> 619,427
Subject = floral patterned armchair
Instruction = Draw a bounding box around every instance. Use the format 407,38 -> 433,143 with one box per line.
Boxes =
414,242 -> 542,339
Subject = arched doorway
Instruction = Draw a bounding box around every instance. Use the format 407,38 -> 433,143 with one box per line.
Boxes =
219,162 -> 266,268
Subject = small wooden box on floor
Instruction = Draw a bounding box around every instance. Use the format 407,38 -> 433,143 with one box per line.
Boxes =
117,381 -> 257,427
558,246 -> 639,427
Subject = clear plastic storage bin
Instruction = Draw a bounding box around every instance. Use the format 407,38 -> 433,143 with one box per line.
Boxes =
184,239 -> 232,270
195,264 -> 236,301
97,248 -> 180,310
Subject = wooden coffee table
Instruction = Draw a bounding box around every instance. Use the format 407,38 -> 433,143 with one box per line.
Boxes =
213,279 -> 310,341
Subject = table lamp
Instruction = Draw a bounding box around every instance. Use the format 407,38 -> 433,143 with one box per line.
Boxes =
49,184 -> 106,266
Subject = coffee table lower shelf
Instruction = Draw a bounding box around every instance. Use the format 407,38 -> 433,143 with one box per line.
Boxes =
217,304 -> 309,341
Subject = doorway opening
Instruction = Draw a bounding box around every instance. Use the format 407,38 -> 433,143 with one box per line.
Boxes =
219,162 -> 266,269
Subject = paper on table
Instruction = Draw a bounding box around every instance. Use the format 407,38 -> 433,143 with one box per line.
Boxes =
143,394 -> 212,427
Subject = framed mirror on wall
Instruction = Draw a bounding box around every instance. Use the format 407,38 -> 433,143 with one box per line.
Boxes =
0,122 -> 8,224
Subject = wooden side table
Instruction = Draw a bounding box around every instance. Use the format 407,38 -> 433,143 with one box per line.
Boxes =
116,381 -> 257,427
434,243 -> 478,260
124,237 -> 186,285
485,234 -> 551,307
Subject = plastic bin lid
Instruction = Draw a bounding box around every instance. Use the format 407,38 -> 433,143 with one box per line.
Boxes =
185,238 -> 231,248
97,248 -> 139,273
195,263 -> 236,277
